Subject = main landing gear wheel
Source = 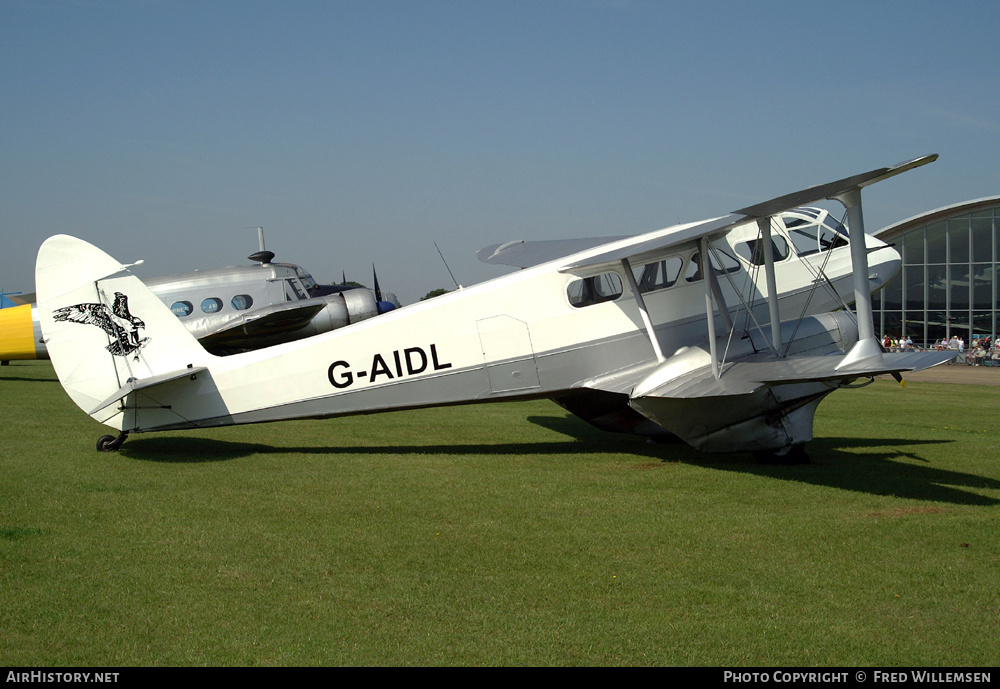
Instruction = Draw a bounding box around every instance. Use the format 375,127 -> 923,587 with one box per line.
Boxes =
96,433 -> 128,452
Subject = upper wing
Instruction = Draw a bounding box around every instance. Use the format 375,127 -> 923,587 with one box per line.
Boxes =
557,214 -> 746,272
477,237 -> 629,269
477,154 -> 938,274
734,154 -> 938,218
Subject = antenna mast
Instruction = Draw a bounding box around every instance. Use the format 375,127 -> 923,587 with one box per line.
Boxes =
434,242 -> 462,289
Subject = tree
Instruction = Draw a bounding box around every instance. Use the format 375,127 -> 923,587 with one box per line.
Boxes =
420,288 -> 450,301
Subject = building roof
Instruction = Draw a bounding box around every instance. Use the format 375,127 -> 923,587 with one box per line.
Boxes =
875,195 -> 1000,241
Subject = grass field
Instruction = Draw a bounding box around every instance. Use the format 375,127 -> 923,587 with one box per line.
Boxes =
1,360 -> 997,666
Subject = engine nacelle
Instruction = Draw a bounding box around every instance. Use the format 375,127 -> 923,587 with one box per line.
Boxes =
304,289 -> 381,338
341,288 -> 379,323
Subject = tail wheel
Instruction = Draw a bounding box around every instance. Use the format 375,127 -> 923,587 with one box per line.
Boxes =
96,433 -> 128,452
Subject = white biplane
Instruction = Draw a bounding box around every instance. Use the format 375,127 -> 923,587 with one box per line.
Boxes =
35,155 -> 954,460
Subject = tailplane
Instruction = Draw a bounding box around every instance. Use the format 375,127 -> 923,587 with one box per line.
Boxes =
35,235 -> 212,430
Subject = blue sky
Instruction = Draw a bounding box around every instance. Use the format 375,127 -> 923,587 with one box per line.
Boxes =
2,0 -> 998,304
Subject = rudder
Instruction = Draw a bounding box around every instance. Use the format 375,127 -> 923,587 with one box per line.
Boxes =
35,235 -> 211,429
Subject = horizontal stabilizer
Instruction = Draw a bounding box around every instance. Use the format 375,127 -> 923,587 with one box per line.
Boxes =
88,366 -> 208,416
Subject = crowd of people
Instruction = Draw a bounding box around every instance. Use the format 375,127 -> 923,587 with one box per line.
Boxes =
881,334 -> 1000,366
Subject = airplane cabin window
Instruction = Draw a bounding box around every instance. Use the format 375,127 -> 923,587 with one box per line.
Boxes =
231,294 -> 254,310
685,254 -> 703,282
568,272 -> 624,308
735,236 -> 791,266
712,248 -> 742,274
171,301 -> 193,317
633,257 -> 683,293
201,297 -> 223,314
685,250 -> 741,283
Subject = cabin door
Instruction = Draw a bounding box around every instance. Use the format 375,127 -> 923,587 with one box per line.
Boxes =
476,315 -> 540,393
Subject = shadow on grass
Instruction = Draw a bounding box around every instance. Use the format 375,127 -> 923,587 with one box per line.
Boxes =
692,439 -> 1000,507
120,414 -> 998,506
0,374 -> 59,383
121,433 -> 647,463
530,414 -> 1000,506
120,437 -> 275,463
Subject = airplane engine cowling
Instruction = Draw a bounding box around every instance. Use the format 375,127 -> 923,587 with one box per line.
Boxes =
308,296 -> 351,335
305,289 -> 380,338
342,289 -> 379,323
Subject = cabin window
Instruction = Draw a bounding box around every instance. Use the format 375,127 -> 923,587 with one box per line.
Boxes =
735,235 -> 791,266
712,248 -> 742,274
632,257 -> 683,293
567,272 -> 624,308
201,297 -> 223,314
171,301 -> 193,317
685,250 -> 741,283
685,254 -> 703,282
231,294 -> 254,310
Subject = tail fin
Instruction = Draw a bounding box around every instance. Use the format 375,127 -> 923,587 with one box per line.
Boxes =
0,304 -> 46,361
35,235 -> 211,429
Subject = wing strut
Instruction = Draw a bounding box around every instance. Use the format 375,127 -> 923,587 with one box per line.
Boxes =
834,188 -> 882,370
706,249 -> 733,333
701,237 -> 721,379
758,218 -> 782,355
621,258 -> 665,362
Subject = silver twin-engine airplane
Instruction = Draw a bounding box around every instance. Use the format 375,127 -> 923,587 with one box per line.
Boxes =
2,232 -> 399,362
35,156 -> 954,459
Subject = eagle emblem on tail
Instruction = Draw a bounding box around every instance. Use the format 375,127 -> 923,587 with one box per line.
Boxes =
53,292 -> 148,357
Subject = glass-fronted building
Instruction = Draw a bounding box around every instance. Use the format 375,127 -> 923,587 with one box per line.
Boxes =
874,196 -> 1000,347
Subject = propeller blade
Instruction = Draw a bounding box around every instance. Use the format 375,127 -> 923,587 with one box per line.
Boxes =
373,264 -> 383,303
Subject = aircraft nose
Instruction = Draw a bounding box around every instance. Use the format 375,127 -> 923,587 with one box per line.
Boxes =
865,234 -> 901,293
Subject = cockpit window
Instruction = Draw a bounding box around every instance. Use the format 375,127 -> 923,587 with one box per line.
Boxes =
632,257 -> 683,293
787,225 -> 849,257
295,268 -> 318,294
568,272 -> 624,308
782,210 -> 849,258
735,235 -> 791,266
284,279 -> 308,301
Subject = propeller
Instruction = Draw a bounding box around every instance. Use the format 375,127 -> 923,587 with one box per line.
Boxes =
373,264 -> 396,314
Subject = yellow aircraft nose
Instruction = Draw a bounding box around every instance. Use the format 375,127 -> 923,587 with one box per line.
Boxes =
0,304 -> 44,361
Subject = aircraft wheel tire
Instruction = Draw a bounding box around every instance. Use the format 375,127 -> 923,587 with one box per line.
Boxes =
96,434 -> 125,452
753,444 -> 809,465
